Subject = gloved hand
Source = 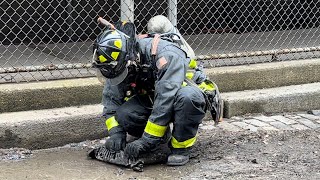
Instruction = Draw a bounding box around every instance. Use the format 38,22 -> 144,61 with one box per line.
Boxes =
105,133 -> 126,152
124,139 -> 149,160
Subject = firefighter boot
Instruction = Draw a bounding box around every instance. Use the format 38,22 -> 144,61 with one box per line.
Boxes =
167,148 -> 190,166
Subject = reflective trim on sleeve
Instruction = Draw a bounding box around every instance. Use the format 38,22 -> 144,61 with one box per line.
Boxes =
198,81 -> 215,91
171,136 -> 197,148
189,59 -> 197,69
105,116 -> 119,131
144,120 -> 167,137
182,81 -> 188,87
186,72 -> 194,80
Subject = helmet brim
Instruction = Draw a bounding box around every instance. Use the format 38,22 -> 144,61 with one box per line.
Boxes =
109,67 -> 128,86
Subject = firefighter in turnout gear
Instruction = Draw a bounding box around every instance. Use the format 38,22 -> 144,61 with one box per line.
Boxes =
91,16 -> 222,166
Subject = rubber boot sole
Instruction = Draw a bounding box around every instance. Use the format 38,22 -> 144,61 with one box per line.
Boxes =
166,155 -> 190,166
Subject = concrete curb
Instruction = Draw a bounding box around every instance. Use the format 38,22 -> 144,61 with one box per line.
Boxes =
0,105 -> 106,149
1,59 -> 320,113
1,82 -> 320,149
222,82 -> 320,118
206,58 -> 320,92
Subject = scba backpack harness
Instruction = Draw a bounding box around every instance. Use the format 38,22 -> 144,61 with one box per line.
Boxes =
138,32 -> 223,125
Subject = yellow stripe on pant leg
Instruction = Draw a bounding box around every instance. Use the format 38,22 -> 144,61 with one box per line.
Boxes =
105,116 -> 119,131
171,136 -> 197,148
144,121 -> 167,137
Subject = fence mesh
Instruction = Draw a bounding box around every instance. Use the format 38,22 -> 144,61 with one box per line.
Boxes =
1,0 -> 320,83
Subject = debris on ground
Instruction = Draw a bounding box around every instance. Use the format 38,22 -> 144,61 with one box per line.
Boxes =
0,148 -> 32,160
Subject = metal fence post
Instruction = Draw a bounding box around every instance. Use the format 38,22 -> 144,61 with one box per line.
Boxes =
168,0 -> 177,27
67,0 -> 74,39
121,0 -> 134,22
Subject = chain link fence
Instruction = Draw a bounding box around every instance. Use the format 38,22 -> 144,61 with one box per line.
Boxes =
1,0 -> 320,83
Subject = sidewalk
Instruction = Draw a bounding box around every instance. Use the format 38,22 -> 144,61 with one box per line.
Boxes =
212,112 -> 320,132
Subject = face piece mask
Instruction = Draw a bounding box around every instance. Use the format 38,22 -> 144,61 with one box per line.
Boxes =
92,49 -> 130,86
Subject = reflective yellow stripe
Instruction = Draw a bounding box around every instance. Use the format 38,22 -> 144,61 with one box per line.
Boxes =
189,59 -> 197,69
105,116 -> 119,131
114,40 -> 122,49
144,121 -> 167,137
182,81 -> 187,87
111,52 -> 120,60
122,21 -> 127,25
198,81 -> 215,91
111,31 -> 118,35
99,55 -> 107,63
171,136 -> 197,148
186,72 -> 194,80
124,97 -> 130,101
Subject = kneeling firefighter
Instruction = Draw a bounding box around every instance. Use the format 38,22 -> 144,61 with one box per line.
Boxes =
91,16 -> 223,166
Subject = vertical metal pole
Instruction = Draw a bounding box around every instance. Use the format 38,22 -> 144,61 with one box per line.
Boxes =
67,0 -> 74,40
121,0 -> 134,22
168,0 -> 177,27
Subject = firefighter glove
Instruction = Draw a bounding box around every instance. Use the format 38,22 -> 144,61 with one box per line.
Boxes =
124,139 -> 150,160
105,133 -> 126,152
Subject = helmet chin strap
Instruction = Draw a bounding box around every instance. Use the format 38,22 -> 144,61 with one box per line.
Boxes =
92,49 -> 97,64
127,60 -> 135,66
127,53 -> 140,67
135,53 -> 141,63
91,49 -> 107,84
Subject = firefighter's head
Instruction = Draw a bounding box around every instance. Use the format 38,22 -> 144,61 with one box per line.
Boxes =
93,29 -> 132,85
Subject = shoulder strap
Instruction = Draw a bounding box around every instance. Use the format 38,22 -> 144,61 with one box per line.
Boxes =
139,33 -> 182,62
151,34 -> 161,56
137,34 -> 149,39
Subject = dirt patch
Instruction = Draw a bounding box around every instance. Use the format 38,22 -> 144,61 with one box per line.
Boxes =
184,128 -> 320,179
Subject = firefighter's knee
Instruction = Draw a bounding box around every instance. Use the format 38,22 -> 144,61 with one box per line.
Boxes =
175,86 -> 205,111
175,87 -> 194,109
115,102 -> 149,137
